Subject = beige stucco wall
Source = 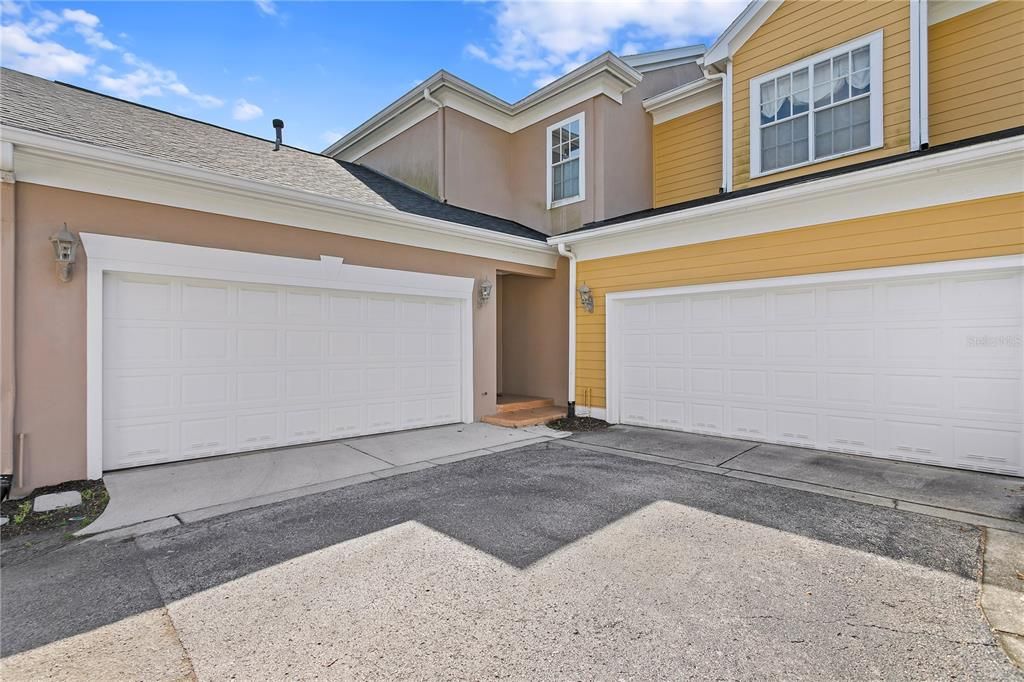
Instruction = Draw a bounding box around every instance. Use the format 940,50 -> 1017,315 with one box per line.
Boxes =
13,182 -> 564,489
508,101 -> 599,235
444,108 -> 515,219
499,261 -> 570,404
350,63 -> 703,237
598,63 -> 704,221
358,112 -> 441,197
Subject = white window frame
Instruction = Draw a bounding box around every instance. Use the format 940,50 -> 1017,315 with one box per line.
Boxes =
749,31 -> 884,179
546,111 -> 586,209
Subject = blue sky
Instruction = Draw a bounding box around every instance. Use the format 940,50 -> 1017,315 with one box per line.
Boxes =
1,0 -> 744,151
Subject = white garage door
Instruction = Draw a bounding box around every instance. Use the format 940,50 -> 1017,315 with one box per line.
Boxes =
103,272 -> 466,470
610,263 -> 1023,476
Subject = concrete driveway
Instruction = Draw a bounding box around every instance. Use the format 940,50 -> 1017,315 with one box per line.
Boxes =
2,439 -> 1021,680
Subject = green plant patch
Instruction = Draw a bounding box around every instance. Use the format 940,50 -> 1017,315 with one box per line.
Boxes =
1,479 -> 109,539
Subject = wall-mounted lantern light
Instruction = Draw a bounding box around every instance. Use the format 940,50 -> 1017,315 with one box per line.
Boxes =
49,223 -> 79,283
578,282 -> 594,313
478,277 -> 493,306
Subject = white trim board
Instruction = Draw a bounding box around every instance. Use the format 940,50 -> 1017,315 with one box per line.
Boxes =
928,0 -> 997,24
643,79 -> 723,125
80,233 -> 477,479
549,135 -> 1024,261
324,56 -> 641,160
602,254 -> 1024,425
3,126 -> 559,270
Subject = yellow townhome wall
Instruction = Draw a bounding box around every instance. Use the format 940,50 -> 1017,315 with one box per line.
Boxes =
732,0 -> 911,190
573,193 -> 1024,409
928,0 -> 1024,147
653,103 -> 723,207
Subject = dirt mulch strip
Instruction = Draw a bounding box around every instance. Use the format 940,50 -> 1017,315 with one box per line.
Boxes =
1,479 -> 109,539
547,416 -> 610,432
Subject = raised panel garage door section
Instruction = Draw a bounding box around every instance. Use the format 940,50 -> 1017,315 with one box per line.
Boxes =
610,263 -> 1023,476
102,272 -> 464,470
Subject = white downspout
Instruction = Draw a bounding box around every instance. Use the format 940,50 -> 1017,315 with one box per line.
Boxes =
557,242 -> 577,417
703,60 -> 732,193
423,88 -> 447,202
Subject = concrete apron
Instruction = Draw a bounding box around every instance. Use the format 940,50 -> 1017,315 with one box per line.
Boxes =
80,423 -> 569,537
566,425 -> 1024,532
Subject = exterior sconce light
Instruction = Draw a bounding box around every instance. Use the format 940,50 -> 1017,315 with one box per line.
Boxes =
478,277 -> 493,306
578,283 -> 594,313
49,223 -> 79,283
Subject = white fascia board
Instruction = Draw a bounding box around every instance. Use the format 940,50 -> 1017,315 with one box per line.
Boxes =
643,79 -> 722,125
704,0 -> 782,68
3,126 -> 558,269
327,56 -> 641,159
928,0 -> 996,24
549,135 -> 1024,261
438,72 -> 629,134
335,98 -> 439,163
621,45 -> 706,72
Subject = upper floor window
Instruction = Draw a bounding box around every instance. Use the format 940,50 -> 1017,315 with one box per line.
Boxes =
547,112 -> 585,208
750,32 -> 883,177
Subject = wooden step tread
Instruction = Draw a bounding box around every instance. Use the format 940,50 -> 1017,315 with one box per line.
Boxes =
496,395 -> 555,413
482,405 -> 565,428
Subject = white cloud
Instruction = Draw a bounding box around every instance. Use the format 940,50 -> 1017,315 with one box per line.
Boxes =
254,0 -> 276,16
95,52 -> 224,107
60,8 -> 117,49
0,21 -> 92,77
467,0 -> 745,81
3,3 -> 228,111
232,98 -> 263,121
61,8 -> 98,27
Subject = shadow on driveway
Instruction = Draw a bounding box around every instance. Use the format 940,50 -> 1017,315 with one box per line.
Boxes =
0,441 -> 995,662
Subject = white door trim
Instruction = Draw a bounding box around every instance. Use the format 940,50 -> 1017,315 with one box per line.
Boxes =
604,254 -> 1024,425
81,233 -> 476,478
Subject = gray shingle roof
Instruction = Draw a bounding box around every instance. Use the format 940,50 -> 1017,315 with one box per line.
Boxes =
0,68 -> 545,241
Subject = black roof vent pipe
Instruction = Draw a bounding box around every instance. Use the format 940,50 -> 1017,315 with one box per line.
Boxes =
272,118 -> 284,151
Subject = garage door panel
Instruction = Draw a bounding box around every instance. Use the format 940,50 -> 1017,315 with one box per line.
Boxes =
613,265 -> 1023,476
102,272 -> 465,470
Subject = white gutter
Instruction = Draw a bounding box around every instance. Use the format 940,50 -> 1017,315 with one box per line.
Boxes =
423,87 -> 447,202
910,0 -> 930,150
1,125 -> 556,263
557,242 -> 577,416
548,134 -> 1024,248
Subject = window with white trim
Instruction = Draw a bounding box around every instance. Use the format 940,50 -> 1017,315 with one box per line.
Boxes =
546,112 -> 585,208
750,32 -> 883,177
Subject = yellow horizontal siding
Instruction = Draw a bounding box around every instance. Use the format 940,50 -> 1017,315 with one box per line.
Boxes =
572,194 -> 1024,408
652,103 -> 723,207
732,0 -> 911,190
928,0 -> 1024,146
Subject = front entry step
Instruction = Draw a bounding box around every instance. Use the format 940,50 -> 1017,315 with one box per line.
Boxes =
496,395 -> 554,413
482,404 -> 566,428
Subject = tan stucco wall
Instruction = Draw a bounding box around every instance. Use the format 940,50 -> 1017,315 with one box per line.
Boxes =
13,182 -> 562,489
444,108 -> 514,219
600,63 -> 705,220
499,260 -> 570,404
358,112 -> 441,197
351,63 -> 703,237
509,100 -> 598,236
